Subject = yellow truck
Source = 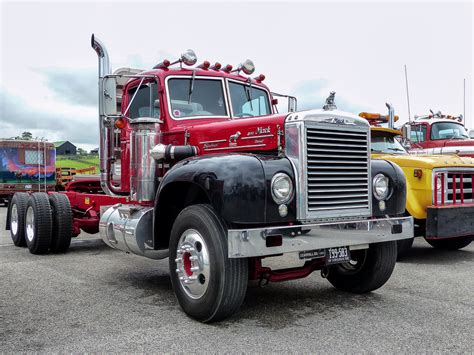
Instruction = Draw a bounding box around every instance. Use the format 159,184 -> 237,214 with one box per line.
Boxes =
360,107 -> 474,256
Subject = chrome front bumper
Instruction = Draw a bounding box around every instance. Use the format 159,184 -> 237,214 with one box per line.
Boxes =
227,216 -> 413,258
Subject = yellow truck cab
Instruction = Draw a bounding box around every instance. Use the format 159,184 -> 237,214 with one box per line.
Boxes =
360,106 -> 474,256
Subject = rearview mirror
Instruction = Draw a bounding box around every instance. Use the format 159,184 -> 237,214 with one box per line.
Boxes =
101,76 -> 118,116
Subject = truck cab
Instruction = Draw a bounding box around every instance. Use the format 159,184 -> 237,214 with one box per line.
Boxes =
401,113 -> 474,157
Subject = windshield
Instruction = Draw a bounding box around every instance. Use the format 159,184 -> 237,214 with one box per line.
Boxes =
228,81 -> 271,117
167,78 -> 227,119
371,132 -> 408,155
431,122 -> 469,140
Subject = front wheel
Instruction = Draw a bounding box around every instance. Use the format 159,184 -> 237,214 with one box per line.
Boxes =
425,236 -> 472,250
169,204 -> 248,323
327,241 -> 397,293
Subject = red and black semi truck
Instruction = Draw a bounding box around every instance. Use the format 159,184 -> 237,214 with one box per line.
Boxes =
6,35 -> 413,322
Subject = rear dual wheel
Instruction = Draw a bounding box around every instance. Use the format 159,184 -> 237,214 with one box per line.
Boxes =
9,192 -> 72,254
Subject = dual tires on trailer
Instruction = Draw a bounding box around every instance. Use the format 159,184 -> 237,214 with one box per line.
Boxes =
327,241 -> 397,293
9,192 -> 72,254
169,204 -> 248,323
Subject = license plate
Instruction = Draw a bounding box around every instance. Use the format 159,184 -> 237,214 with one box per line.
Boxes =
326,246 -> 351,265
299,246 -> 351,265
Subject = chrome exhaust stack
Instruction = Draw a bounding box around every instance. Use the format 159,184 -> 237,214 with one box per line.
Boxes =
91,34 -> 122,196
386,102 -> 395,129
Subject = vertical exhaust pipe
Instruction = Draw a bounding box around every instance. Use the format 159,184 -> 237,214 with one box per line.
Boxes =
91,34 -> 122,196
386,102 -> 395,129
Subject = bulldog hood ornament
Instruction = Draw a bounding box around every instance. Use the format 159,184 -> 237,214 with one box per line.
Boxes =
323,91 -> 337,111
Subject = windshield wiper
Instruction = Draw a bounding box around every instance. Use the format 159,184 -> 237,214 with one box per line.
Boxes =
244,78 -> 253,110
188,69 -> 196,104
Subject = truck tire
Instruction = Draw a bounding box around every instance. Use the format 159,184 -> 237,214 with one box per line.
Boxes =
9,192 -> 29,247
169,204 -> 248,322
425,236 -> 473,250
396,237 -> 414,260
48,194 -> 72,253
327,241 -> 397,293
25,193 -> 53,255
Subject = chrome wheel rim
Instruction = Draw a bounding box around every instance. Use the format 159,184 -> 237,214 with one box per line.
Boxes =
339,249 -> 368,274
175,229 -> 210,300
11,204 -> 19,235
26,206 -> 35,242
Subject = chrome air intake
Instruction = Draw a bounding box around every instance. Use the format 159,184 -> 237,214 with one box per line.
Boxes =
285,110 -> 371,221
130,118 -> 160,202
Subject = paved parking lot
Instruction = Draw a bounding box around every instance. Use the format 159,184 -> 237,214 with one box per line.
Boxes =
0,206 -> 473,352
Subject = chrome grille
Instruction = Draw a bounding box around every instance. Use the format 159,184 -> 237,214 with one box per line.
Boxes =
305,126 -> 370,217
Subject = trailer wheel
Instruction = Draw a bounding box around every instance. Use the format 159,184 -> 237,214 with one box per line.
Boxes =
169,204 -> 248,323
327,241 -> 397,293
9,192 -> 29,247
425,236 -> 472,250
48,194 -> 72,253
25,193 -> 52,255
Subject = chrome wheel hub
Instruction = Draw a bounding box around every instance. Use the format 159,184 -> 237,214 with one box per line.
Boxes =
175,229 -> 210,299
26,206 -> 35,242
11,204 -> 18,235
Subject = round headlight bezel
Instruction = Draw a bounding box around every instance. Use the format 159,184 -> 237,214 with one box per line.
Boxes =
373,173 -> 390,201
271,173 -> 294,204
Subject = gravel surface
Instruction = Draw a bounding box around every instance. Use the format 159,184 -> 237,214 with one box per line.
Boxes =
0,206 -> 473,352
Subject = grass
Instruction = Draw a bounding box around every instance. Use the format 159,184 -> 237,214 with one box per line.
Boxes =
56,155 -> 99,171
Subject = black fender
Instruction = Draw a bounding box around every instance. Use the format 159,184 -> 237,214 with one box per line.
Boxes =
370,159 -> 406,216
153,153 -> 296,248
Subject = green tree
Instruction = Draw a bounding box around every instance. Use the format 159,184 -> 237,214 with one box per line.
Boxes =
22,131 -> 33,140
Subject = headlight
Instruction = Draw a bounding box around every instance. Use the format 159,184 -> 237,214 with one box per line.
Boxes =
271,173 -> 293,204
373,173 -> 390,200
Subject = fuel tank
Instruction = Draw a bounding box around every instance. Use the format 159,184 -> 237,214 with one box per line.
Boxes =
99,204 -> 168,259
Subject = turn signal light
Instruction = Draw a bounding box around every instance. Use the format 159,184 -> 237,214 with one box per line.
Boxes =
115,118 -> 126,129
414,169 -> 423,178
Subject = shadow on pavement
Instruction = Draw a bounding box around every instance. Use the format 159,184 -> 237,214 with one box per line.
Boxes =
398,242 -> 473,265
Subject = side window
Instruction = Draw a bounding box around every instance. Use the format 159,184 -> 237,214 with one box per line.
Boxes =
126,83 -> 158,119
410,125 -> 427,143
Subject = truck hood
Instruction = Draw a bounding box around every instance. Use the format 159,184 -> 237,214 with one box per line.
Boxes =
186,114 -> 288,154
372,153 -> 474,169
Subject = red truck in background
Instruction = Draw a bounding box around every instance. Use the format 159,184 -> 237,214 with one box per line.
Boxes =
0,140 -> 55,205
6,34 -> 413,322
401,111 -> 474,157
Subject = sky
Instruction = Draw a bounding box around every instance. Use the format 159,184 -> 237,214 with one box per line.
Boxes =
0,0 -> 472,151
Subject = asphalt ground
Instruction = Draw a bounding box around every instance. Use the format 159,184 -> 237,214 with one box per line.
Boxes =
0,206 -> 473,352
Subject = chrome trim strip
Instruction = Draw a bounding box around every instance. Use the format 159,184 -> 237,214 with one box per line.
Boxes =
241,134 -> 274,140
203,143 -> 266,151
199,139 -> 227,144
228,216 -> 413,258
